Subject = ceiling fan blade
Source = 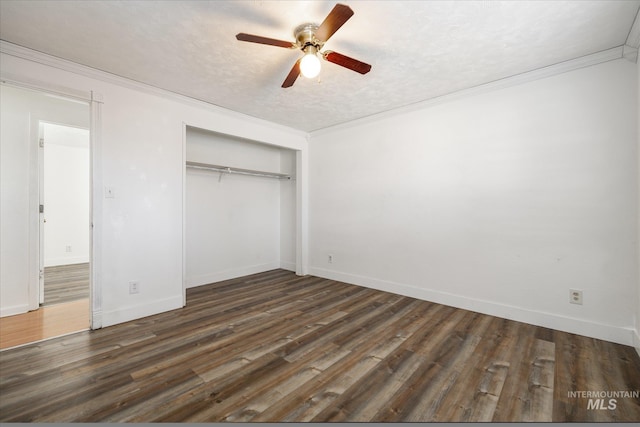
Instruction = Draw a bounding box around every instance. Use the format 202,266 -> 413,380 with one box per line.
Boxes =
323,51 -> 371,75
282,59 -> 301,88
315,4 -> 354,42
236,33 -> 295,48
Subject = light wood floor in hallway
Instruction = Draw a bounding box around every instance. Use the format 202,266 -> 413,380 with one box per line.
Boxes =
0,299 -> 89,350
1,270 -> 639,422
0,263 -> 90,349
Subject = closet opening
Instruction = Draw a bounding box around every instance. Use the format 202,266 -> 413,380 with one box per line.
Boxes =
183,126 -> 298,296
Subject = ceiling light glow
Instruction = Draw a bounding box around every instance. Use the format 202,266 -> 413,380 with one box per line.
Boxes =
300,52 -> 321,79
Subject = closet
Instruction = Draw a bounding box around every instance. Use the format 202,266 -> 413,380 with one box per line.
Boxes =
184,126 -> 296,288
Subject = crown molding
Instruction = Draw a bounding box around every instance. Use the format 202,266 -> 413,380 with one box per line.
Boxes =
626,7 -> 640,49
624,6 -> 640,63
1,70 -> 93,102
623,45 -> 638,63
1,40 -> 625,140
310,46 -> 624,137
0,40 -> 307,138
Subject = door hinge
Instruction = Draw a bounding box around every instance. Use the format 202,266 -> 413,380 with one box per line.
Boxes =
39,138 -> 44,148
39,204 -> 44,213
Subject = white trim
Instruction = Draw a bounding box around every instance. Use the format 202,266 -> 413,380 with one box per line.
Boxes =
0,41 -> 306,137
89,93 -> 103,330
38,122 -> 45,305
634,329 -> 640,359
623,45 -> 638,63
28,109 -> 40,312
3,40 -> 622,140
101,295 -> 183,328
296,148 -> 309,276
309,266 -> 635,346
626,7 -> 640,49
0,71 -> 92,102
0,304 -> 30,318
181,123 -> 188,307
310,46 -> 625,137
185,263 -> 281,289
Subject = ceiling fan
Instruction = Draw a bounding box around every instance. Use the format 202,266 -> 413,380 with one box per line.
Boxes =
236,3 -> 371,88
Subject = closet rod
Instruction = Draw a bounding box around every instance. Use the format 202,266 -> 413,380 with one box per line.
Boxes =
186,161 -> 291,180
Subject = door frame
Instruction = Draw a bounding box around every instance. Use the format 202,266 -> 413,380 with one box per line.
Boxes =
38,122 -> 44,306
1,76 -> 103,329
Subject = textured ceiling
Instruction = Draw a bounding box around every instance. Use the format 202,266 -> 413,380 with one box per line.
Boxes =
1,1 -> 638,132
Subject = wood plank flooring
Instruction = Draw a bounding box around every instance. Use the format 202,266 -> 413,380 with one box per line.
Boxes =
0,299 -> 89,350
43,263 -> 90,306
1,269 -> 638,422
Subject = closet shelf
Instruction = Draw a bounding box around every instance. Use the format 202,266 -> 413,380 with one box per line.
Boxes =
186,161 -> 292,180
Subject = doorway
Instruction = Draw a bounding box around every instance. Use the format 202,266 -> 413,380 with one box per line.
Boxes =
0,83 -> 93,349
39,122 -> 91,307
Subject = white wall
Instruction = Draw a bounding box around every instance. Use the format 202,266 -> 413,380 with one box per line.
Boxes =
0,84 -> 89,317
43,123 -> 90,267
309,58 -> 638,346
185,127 -> 296,287
0,47 -> 308,326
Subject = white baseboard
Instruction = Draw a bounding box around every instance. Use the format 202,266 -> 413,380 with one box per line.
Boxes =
101,294 -> 183,328
44,256 -> 90,267
185,262 -> 280,289
0,303 -> 30,318
309,266 -> 635,347
280,261 -> 296,272
634,329 -> 640,359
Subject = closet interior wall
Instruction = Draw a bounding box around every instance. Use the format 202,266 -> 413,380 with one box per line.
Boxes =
185,126 -> 296,288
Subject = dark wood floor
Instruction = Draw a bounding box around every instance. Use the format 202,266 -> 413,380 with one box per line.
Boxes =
1,269 -> 638,422
43,263 -> 90,306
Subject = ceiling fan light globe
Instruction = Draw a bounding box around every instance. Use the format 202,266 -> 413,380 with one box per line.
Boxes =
300,53 -> 321,79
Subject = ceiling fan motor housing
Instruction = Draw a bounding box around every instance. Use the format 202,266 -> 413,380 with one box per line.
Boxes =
294,23 -> 323,52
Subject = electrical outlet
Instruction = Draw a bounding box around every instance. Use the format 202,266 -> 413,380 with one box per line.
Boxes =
105,187 -> 115,199
328,254 -> 334,264
65,245 -> 72,253
569,289 -> 583,305
129,281 -> 140,294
